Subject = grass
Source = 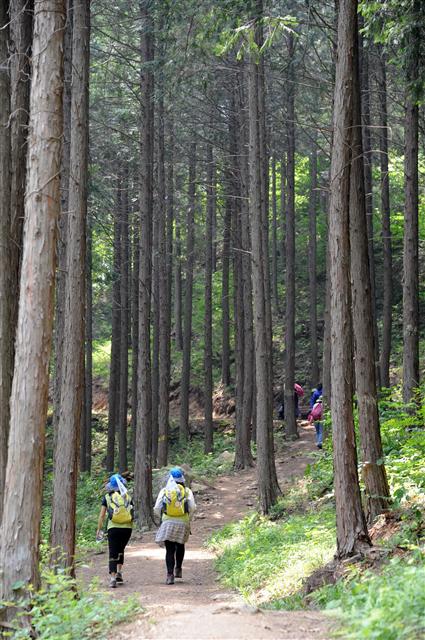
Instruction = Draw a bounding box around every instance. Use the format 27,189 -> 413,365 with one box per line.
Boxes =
4,570 -> 140,640
208,504 -> 336,605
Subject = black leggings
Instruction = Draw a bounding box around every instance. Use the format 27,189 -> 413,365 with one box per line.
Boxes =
108,527 -> 132,573
164,540 -> 185,575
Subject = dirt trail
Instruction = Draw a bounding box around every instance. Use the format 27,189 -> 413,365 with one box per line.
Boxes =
81,423 -> 333,639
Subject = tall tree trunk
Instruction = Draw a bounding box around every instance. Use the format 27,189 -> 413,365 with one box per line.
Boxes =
81,213 -> 93,473
322,203 -> 331,406
9,0 -> 33,353
157,114 -> 174,467
131,216 -> 139,463
0,0 -> 65,602
377,48 -> 392,390
284,32 -> 297,438
329,0 -> 370,558
234,68 -> 254,469
135,0 -> 155,528
360,30 -> 380,389
151,157 -> 160,464
174,177 -> 183,351
0,2 -> 12,520
308,141 -> 319,388
118,168 -> 129,472
179,143 -> 196,442
204,145 -> 214,453
53,0 -> 72,446
402,4 -> 420,406
271,156 -> 279,309
50,0 -> 89,570
221,173 -> 232,388
350,26 -> 390,524
106,196 -> 121,471
249,4 -> 279,512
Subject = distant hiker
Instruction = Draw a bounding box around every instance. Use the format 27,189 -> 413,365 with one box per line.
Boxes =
309,383 -> 323,409
96,473 -> 133,588
294,383 -> 304,418
278,383 -> 304,420
154,467 -> 196,585
308,396 -> 324,449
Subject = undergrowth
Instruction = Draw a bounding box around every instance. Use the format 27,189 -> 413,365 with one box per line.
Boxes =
2,570 -> 140,640
208,388 -> 425,639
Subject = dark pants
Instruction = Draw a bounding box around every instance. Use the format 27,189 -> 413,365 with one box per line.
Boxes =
108,527 -> 132,574
164,540 -> 185,575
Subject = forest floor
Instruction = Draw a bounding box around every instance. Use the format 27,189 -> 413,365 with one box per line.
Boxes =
80,422 -> 335,639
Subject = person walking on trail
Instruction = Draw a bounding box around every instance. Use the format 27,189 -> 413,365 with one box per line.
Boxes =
309,383 -> 323,409
96,473 -> 133,588
308,395 -> 324,449
154,467 -> 196,585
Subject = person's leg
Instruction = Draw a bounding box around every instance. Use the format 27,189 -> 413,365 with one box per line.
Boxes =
164,540 -> 176,583
107,528 -> 120,587
174,543 -> 185,578
315,421 -> 323,448
116,528 -> 132,582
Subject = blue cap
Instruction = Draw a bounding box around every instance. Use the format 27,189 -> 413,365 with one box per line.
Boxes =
106,473 -> 127,491
170,467 -> 184,481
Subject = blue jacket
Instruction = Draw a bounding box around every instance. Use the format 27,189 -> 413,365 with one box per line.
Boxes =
310,388 -> 322,408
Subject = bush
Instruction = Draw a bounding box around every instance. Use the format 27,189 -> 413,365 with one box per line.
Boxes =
4,569 -> 140,640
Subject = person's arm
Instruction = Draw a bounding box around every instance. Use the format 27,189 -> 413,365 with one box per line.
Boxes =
187,489 -> 196,516
97,505 -> 107,536
153,489 -> 165,519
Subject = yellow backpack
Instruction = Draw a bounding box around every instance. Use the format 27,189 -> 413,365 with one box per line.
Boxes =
163,484 -> 188,517
106,491 -> 133,524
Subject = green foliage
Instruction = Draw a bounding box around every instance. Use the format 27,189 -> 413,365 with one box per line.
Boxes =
4,570 -> 140,640
208,505 -> 336,604
170,428 -> 236,477
312,556 -> 425,640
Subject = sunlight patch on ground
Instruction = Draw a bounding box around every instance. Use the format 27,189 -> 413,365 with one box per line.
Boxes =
127,547 -> 216,560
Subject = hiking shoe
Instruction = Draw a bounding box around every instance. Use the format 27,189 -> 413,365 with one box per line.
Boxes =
174,567 -> 182,579
116,572 -> 123,583
317,443 -> 323,450
166,574 -> 175,585
110,577 -> 117,588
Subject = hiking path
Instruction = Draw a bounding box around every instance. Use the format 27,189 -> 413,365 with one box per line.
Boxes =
80,423 -> 334,640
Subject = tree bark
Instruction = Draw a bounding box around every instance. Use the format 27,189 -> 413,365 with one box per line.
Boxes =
249,4 -> 279,512
328,0 -> 370,558
9,0 -> 33,352
0,1 -> 12,520
158,116 -> 174,467
360,30 -> 380,390
308,141 -> 319,388
53,0 -> 72,446
376,48 -> 392,390
350,26 -> 390,524
271,156 -> 279,309
402,4 -> 420,406
284,32 -> 297,438
0,0 -> 65,602
134,0 -> 155,528
179,143 -> 196,443
221,173 -> 232,388
174,178 -> 183,351
118,168 -> 129,472
50,0 -> 89,570
81,212 -> 93,473
131,214 -> 139,463
106,195 -> 121,471
204,145 -> 214,454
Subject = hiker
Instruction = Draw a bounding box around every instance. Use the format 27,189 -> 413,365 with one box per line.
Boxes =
278,383 -> 304,420
154,467 -> 196,585
309,383 -> 323,409
96,473 -> 134,588
308,396 -> 324,449
294,383 -> 304,418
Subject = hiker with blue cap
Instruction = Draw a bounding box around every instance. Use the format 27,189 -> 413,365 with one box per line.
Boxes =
96,473 -> 134,588
154,467 -> 196,584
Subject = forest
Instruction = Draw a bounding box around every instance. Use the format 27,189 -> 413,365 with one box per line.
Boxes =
0,0 -> 424,638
